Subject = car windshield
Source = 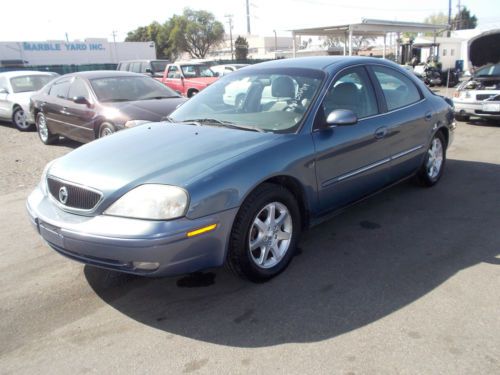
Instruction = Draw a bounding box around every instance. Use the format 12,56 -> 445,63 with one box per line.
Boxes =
151,61 -> 168,73
180,65 -> 216,78
10,74 -> 55,93
169,67 -> 325,133
89,76 -> 180,102
475,63 -> 500,77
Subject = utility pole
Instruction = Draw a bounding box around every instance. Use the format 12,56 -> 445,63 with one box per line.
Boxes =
225,14 -> 234,61
456,0 -> 462,30
111,30 -> 118,63
246,0 -> 251,35
447,0 -> 452,37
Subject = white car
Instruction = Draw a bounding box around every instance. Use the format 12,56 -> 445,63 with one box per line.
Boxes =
0,71 -> 58,130
452,29 -> 500,121
211,64 -> 249,77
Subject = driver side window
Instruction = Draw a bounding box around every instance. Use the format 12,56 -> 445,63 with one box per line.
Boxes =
322,67 -> 378,120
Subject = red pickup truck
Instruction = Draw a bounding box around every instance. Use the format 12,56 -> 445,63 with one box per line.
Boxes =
160,62 -> 219,98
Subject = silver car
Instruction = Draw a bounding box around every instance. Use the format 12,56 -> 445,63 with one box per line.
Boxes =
0,71 -> 58,130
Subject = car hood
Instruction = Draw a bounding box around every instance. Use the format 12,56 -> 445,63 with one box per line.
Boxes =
48,122 -> 274,195
102,97 -> 187,122
469,29 -> 500,69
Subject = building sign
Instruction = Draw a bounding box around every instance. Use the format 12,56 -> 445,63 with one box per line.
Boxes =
22,42 -> 105,52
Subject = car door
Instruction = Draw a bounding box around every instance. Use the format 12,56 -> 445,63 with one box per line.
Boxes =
312,66 -> 393,214
368,65 -> 432,181
164,65 -> 183,94
64,77 -> 97,142
44,77 -> 72,135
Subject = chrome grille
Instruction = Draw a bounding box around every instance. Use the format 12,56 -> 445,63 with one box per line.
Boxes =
47,177 -> 102,210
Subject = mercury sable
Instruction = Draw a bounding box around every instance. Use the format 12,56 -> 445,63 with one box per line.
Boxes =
27,57 -> 455,282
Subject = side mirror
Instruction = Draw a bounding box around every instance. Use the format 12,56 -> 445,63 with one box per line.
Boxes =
325,109 -> 358,127
145,67 -> 153,75
73,96 -> 91,107
0,88 -> 9,94
213,72 -> 220,77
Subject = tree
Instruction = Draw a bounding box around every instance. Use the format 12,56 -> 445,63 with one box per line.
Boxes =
170,8 -> 225,59
421,12 -> 449,37
235,36 -> 249,60
453,6 -> 477,30
125,21 -> 173,59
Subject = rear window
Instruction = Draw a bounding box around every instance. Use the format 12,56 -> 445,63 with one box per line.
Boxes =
10,75 -> 54,93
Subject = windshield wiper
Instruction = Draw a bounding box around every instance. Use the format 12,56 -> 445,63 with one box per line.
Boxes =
141,95 -> 181,100
180,118 -> 264,132
102,98 -> 130,102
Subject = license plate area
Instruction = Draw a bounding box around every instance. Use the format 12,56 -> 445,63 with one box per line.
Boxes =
481,103 -> 500,113
39,221 -> 64,248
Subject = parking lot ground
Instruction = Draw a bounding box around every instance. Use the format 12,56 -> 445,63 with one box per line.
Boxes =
0,116 -> 499,374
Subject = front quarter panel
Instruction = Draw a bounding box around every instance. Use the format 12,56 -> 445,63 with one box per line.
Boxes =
184,132 -> 318,220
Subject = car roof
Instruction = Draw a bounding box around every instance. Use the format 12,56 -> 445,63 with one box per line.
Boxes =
118,59 -> 169,63
59,70 -> 148,79
0,70 -> 56,78
248,56 -> 398,71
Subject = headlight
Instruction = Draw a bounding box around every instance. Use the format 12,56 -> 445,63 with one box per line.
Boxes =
40,159 -> 57,196
124,120 -> 151,128
104,184 -> 189,220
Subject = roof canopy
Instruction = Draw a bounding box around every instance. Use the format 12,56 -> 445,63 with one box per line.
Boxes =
290,19 -> 449,57
291,18 -> 448,37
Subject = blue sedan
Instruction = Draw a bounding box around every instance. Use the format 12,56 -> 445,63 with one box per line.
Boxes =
27,57 -> 455,282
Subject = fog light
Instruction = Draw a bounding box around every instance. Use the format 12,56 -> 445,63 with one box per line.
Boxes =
132,261 -> 160,271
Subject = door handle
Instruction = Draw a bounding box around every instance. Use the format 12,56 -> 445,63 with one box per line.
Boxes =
424,112 -> 433,121
374,126 -> 388,139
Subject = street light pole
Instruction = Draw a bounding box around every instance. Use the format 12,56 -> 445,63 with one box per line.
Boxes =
225,14 -> 234,61
273,29 -> 277,58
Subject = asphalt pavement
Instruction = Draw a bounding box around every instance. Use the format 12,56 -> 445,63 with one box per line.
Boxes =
0,113 -> 499,374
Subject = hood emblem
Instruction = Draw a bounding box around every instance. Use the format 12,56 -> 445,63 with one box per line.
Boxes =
58,186 -> 68,205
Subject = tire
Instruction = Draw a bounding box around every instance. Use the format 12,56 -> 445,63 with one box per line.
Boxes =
98,122 -> 115,138
187,90 -> 198,98
227,183 -> 301,282
36,112 -> 58,145
414,131 -> 446,187
455,114 -> 470,122
12,107 -> 33,131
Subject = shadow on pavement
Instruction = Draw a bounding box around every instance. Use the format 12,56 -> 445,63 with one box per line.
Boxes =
84,159 -> 500,348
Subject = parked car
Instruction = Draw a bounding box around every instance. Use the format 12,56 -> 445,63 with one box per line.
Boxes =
27,57 -> 454,282
211,64 -> 249,76
117,59 -> 170,78
161,62 -> 218,97
30,71 -> 186,145
453,29 -> 500,121
0,70 -> 58,130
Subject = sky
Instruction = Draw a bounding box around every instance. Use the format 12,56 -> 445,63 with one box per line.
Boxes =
0,0 -> 498,42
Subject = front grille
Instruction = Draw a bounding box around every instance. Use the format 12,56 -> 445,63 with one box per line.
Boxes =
47,177 -> 102,210
476,94 -> 495,101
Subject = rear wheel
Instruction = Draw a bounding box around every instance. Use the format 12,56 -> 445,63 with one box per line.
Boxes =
415,132 -> 446,187
227,183 -> 301,282
12,107 -> 33,131
36,112 -> 58,145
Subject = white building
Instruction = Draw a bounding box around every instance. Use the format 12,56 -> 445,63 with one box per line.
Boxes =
0,39 -> 156,66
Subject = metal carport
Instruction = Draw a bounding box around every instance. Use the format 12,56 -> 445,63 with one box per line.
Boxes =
290,18 -> 448,58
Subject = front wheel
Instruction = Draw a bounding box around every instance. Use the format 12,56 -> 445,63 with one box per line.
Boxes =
12,107 -> 33,131
414,132 -> 446,187
98,122 -> 115,138
36,112 -> 58,145
227,183 -> 301,282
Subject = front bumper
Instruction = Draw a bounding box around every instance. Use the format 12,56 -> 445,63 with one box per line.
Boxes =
27,186 -> 238,277
453,100 -> 500,119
